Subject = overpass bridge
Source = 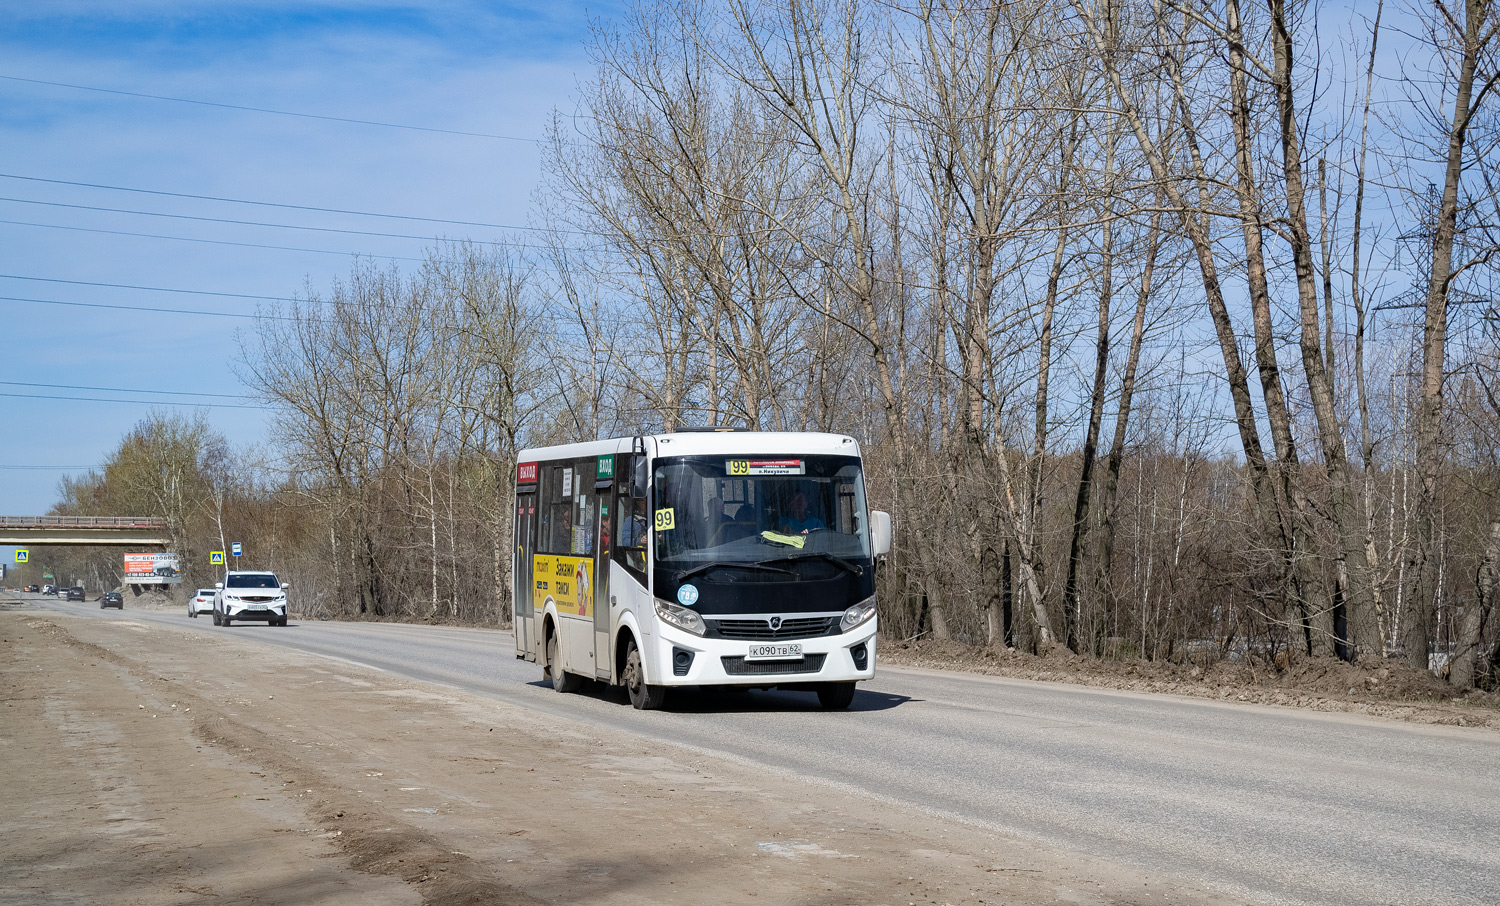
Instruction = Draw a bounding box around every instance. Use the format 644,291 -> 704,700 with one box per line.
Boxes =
0,516 -> 171,547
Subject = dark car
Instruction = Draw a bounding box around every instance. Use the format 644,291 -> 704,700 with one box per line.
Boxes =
66,587 -> 86,601
100,591 -> 123,609
42,585 -> 57,596
25,585 -> 38,593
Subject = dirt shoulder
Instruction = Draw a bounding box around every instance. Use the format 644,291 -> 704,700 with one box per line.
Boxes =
0,607 -> 1254,906
880,639 -> 1500,731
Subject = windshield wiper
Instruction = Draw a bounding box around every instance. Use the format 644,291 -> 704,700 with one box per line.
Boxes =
756,552 -> 864,577
675,561 -> 795,582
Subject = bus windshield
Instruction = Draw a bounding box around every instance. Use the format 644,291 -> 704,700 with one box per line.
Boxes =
652,455 -> 871,567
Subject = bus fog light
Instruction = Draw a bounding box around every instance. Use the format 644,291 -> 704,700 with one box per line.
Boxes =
840,596 -> 877,632
654,599 -> 706,636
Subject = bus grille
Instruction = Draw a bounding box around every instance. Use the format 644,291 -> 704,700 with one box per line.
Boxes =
710,616 -> 838,640
721,654 -> 827,676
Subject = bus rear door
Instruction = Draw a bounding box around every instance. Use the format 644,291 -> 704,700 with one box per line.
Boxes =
514,468 -> 538,660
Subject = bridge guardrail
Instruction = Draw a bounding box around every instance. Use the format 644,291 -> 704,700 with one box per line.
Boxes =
0,516 -> 168,528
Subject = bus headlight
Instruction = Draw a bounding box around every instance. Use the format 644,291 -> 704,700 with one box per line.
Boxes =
654,599 -> 706,636
840,596 -> 877,632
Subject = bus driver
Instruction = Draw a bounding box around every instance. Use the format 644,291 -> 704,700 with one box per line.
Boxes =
780,489 -> 825,534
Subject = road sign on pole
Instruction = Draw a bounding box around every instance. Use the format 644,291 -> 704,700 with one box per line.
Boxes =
210,551 -> 224,566
231,542 -> 242,559
15,549 -> 27,563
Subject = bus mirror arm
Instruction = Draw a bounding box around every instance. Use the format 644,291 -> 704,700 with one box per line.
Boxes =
870,510 -> 892,557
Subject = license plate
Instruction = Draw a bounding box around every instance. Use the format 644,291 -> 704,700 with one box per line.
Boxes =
746,643 -> 802,661
248,604 -> 267,610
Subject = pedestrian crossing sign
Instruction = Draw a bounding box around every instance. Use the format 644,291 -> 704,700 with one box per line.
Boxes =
15,550 -> 27,563
210,551 -> 224,565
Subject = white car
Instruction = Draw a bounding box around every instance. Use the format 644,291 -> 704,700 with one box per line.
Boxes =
188,588 -> 216,618
213,571 -> 289,627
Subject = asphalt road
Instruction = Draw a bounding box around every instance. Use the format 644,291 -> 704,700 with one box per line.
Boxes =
19,594 -> 1499,906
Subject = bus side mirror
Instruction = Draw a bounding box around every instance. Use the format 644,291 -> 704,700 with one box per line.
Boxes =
631,457 -> 648,499
870,510 -> 891,556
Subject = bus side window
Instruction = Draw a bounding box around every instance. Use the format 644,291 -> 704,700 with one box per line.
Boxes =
838,486 -> 857,533
622,499 -> 647,574
573,467 -> 595,556
612,459 -> 647,581
543,465 -> 573,554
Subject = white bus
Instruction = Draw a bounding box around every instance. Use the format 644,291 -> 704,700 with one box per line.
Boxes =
512,430 -> 891,710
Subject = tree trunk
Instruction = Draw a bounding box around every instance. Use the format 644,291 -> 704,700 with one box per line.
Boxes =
1223,0 -> 1333,657
1096,208 -> 1162,651
1062,131 -> 1116,654
1450,522 -> 1499,688
1267,0 -> 1375,661
1409,0 -> 1491,673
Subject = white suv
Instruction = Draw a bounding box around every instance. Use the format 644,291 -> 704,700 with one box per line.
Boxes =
214,571 -> 289,627
188,588 -> 216,618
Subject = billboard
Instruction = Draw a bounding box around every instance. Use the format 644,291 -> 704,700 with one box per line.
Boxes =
123,552 -> 182,585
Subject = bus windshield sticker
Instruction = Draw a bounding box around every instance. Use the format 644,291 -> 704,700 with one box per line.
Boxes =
654,508 -> 676,531
745,459 -> 804,475
597,455 -> 615,480
677,584 -> 699,606
760,530 -> 806,549
561,467 -> 573,498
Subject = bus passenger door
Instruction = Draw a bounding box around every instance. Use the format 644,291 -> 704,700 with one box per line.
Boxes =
594,491 -> 612,680
514,493 -> 536,660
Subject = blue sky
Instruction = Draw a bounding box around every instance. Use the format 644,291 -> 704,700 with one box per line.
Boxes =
0,1 -> 614,537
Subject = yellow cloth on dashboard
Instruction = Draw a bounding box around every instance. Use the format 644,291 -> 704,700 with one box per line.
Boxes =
760,530 -> 806,549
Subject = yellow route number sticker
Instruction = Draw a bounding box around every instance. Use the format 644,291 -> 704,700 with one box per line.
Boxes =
728,459 -> 749,476
654,508 -> 676,531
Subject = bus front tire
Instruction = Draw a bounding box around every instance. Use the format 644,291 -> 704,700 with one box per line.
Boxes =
623,638 -> 666,710
817,681 -> 856,710
546,631 -> 583,693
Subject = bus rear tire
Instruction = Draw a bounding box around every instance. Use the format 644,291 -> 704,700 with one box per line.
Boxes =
623,638 -> 666,710
546,630 -> 583,693
817,681 -> 856,710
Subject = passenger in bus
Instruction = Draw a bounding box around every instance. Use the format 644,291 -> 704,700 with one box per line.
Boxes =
704,494 -> 728,543
720,502 -> 757,543
780,490 -> 825,534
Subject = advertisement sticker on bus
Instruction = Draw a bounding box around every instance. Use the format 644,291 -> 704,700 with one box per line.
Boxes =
532,554 -> 593,617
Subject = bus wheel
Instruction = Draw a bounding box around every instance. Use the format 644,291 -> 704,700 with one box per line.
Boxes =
546,630 -> 582,693
623,638 -> 666,711
816,681 -> 855,710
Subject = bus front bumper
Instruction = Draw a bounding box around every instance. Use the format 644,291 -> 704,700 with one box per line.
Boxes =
647,620 -> 877,687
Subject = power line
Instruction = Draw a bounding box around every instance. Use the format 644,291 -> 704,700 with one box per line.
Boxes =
0,217 -> 424,262
0,294 -> 269,319
0,273 -> 294,301
0,465 -> 99,471
0,380 -> 250,400
0,172 -> 534,230
0,74 -> 537,142
0,196 -> 515,244
0,390 -> 270,411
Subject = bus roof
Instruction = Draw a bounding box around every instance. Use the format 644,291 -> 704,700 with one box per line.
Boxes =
517,431 -> 861,464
